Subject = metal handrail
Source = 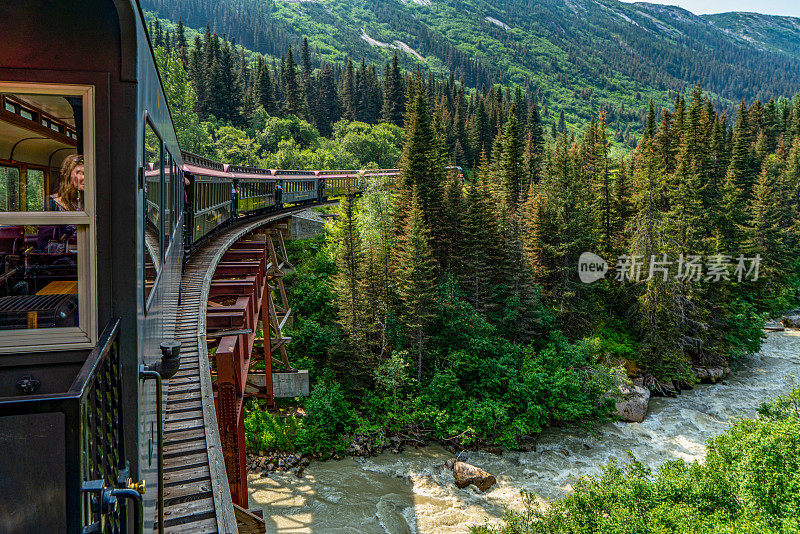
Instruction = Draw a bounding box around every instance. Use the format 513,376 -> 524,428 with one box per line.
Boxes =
0,318 -> 133,533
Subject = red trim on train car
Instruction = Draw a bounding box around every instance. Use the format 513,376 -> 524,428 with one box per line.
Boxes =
182,163 -> 234,178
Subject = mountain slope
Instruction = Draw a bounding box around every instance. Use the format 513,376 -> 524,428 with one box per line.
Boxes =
142,0 -> 800,125
703,11 -> 800,60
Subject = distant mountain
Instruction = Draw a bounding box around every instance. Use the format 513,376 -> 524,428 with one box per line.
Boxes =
703,11 -> 800,60
142,0 -> 800,127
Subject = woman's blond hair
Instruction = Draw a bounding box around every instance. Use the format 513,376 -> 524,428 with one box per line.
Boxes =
56,154 -> 83,210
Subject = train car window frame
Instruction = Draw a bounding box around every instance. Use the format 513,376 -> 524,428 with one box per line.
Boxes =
163,150 -> 173,257
142,116 -> 163,311
0,82 -> 98,353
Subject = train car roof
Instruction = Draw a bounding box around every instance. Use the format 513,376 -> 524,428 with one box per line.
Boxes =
183,162 -> 233,178
271,169 -> 317,176
316,170 -> 360,176
230,170 -> 276,179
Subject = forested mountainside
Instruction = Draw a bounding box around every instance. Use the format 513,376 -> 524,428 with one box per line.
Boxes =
704,11 -> 800,60
142,0 -> 800,127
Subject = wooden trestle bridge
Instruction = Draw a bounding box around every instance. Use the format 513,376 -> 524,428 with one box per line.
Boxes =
160,208 -> 313,533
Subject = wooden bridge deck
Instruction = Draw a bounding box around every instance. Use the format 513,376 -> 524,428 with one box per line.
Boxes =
158,209 -> 307,533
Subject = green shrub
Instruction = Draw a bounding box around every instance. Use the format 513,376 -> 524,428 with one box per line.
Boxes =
244,403 -> 300,452
296,379 -> 357,458
416,333 -> 615,449
724,298 -> 767,359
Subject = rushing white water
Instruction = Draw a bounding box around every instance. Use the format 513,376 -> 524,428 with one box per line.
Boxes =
248,330 -> 800,534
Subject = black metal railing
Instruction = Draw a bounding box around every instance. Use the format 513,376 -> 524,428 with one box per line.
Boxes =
0,319 -> 136,533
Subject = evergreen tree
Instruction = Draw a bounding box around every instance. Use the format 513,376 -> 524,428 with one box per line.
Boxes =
188,35 -> 207,117
612,160 -> 633,254
643,99 -> 656,143
282,45 -> 303,117
748,154 -> 793,306
176,18 -> 188,67
494,107 -> 524,210
468,99 -> 489,166
314,66 -> 341,137
255,56 -> 276,114
395,186 -> 438,380
397,75 -> 445,262
209,39 -> 244,125
726,102 -> 756,199
331,193 -> 366,348
592,113 -> 613,255
463,152 -> 503,315
341,60 -> 356,120
441,167 -> 465,276
381,52 -> 405,127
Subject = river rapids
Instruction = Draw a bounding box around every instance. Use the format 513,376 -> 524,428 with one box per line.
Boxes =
248,329 -> 800,533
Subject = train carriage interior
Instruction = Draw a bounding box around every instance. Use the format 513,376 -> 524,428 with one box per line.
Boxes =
0,91 -> 83,333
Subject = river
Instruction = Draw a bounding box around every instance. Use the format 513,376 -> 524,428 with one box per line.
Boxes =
247,329 -> 800,533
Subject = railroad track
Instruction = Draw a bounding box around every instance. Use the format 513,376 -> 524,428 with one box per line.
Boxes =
158,207 -> 315,533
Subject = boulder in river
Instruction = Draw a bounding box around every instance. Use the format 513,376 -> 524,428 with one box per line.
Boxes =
782,316 -> 800,328
693,366 -> 729,383
608,383 -> 651,423
452,461 -> 497,492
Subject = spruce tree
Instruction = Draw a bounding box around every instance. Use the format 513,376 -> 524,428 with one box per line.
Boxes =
397,75 -> 445,261
315,66 -> 341,137
255,56 -> 276,114
441,167 -> 465,276
643,99 -> 656,143
612,161 -> 633,254
395,186 -> 438,380
331,193 -> 366,347
176,18 -> 188,67
282,45 -> 303,117
726,101 -> 756,199
341,60 -> 356,120
188,36 -> 206,117
468,99 -> 489,166
494,107 -> 524,210
462,152 -> 503,315
381,52 -> 405,127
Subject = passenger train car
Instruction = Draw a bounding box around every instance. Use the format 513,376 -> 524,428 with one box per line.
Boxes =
0,2 -> 400,532
180,152 -> 400,251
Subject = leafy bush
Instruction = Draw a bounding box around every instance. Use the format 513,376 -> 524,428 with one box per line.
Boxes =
724,298 -> 767,359
417,319 -> 615,448
244,402 -> 300,452
296,380 -> 357,458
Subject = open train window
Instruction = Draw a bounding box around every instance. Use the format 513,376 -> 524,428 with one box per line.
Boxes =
0,83 -> 97,353
143,119 -> 162,308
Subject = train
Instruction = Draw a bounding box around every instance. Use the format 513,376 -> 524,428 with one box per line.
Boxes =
0,1 -> 403,533
175,151 -> 400,253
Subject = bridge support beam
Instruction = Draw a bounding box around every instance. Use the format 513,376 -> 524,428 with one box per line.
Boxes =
207,226 -> 295,508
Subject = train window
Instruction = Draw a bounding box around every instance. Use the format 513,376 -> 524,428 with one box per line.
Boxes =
143,120 -> 162,306
173,160 -> 180,232
0,166 -> 46,212
0,84 -> 97,352
164,151 -> 173,253
0,167 -> 20,211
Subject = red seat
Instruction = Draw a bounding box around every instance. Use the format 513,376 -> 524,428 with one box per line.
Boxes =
0,226 -> 23,256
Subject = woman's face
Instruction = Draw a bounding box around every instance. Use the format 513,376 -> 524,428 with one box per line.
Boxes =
71,164 -> 85,191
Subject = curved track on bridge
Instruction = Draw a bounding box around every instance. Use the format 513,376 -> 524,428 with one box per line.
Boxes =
159,206 -> 323,533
